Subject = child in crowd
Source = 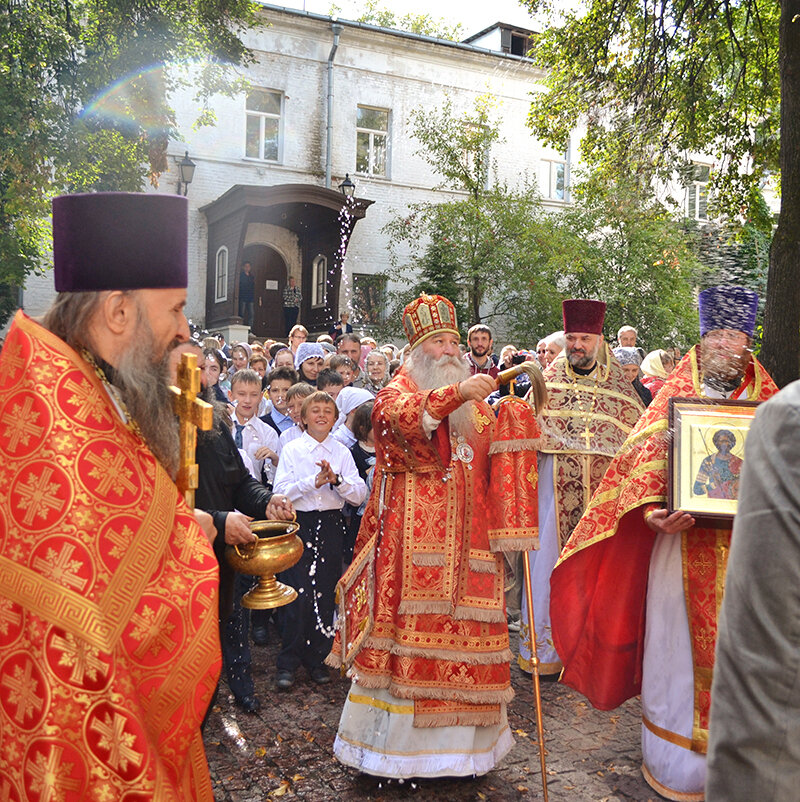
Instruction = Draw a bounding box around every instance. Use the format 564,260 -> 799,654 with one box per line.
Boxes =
261,367 -> 298,435
317,368 -> 345,401
229,369 -> 281,487
272,391 -> 367,689
229,343 -> 251,375
280,382 -> 314,447
343,400 -> 376,565
329,354 -> 356,386
333,387 -> 374,449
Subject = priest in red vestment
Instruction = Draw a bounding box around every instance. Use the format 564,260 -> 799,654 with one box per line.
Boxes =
550,285 -> 778,801
0,192 -> 223,800
327,294 -> 539,778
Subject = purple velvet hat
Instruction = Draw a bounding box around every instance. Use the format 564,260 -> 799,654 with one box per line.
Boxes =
53,192 -> 188,292
698,286 -> 758,337
563,299 -> 606,335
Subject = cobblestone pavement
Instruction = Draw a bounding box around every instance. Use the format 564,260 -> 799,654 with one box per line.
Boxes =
204,626 -> 662,802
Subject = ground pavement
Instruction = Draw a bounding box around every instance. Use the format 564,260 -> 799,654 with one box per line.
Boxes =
204,624 -> 663,801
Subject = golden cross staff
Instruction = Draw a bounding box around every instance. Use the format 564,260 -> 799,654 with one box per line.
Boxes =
169,352 -> 213,507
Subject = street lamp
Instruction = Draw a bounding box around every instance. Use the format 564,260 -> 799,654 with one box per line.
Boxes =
338,173 -> 355,200
177,151 -> 196,196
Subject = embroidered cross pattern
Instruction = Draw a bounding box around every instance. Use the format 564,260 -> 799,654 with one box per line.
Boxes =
64,376 -> 109,425
85,449 -> 136,497
1,396 -> 44,453
2,660 -> 44,724
130,604 -> 177,659
90,711 -> 143,772
52,631 -> 106,684
13,468 -> 66,526
32,543 -> 87,592
26,745 -> 81,797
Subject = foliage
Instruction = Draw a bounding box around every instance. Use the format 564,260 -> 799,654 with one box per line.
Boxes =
522,0 -> 781,219
0,0 -> 256,326
502,172 -> 705,351
332,1 -> 464,41
381,99 -> 705,351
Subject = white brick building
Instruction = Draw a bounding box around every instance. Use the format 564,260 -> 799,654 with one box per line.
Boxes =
18,4 -> 756,341
18,6 -> 567,341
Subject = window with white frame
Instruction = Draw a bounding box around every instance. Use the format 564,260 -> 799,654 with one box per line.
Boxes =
356,106 -> 389,177
245,89 -> 282,161
538,150 -> 570,201
686,164 -> 710,220
312,255 -> 327,307
215,247 -> 228,302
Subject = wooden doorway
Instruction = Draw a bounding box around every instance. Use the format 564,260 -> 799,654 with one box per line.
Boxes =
242,244 -> 287,338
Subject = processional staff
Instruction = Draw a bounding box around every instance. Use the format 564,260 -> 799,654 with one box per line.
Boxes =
169,351 -> 213,508
496,361 -> 550,802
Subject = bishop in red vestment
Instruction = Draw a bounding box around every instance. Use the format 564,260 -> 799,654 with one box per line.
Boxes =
328,294 -> 538,778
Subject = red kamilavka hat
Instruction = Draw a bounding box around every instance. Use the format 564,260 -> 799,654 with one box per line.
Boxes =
562,299 -> 606,335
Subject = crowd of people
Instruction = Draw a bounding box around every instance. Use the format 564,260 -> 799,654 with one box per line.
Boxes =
1,190 -> 793,802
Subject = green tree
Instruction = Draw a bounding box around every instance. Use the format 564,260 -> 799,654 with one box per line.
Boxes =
503,172 -> 704,351
0,0 -> 255,326
381,99 -> 704,351
522,0 -> 800,385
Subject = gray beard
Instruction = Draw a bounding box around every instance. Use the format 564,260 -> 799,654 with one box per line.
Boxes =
407,349 -> 475,438
110,316 -> 181,479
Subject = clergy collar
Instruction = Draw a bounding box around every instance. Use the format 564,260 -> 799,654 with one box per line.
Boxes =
572,362 -> 597,376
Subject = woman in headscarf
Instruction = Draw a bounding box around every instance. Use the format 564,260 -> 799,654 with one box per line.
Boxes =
639,349 -> 675,398
294,342 -> 325,386
363,349 -> 390,395
613,346 -> 652,407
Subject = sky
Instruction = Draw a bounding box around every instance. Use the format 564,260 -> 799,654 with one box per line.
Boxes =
270,0 -> 540,38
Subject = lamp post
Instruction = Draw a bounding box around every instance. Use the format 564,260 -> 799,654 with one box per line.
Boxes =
177,151 -> 196,196
338,173 -> 355,201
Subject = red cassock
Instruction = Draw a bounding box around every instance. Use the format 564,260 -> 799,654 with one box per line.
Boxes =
0,312 -> 221,800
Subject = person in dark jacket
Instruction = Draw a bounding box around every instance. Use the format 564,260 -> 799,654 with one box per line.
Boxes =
181,343 -> 294,715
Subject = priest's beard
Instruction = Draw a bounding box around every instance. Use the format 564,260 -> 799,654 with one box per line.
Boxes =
407,349 -> 474,438
700,338 -> 750,393
111,312 -> 181,479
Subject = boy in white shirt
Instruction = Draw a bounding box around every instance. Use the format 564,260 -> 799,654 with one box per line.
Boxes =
278,382 -> 314,448
272,391 -> 367,689
229,369 -> 280,487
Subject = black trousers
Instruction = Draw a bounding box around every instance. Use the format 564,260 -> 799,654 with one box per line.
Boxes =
276,509 -> 345,673
284,306 -> 299,336
221,572 -> 258,699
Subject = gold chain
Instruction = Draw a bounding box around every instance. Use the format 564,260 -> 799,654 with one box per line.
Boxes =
81,349 -> 145,440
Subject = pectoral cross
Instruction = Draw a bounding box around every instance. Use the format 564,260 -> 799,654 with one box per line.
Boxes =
582,426 -> 594,449
170,352 -> 213,507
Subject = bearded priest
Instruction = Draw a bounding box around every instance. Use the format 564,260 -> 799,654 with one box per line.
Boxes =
550,285 -> 778,801
327,294 -> 538,778
0,193 -> 223,800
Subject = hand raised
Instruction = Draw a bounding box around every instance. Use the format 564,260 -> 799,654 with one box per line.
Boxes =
458,373 -> 498,402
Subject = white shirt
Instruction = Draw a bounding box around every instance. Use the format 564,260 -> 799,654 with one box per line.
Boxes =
230,413 -> 280,485
273,432 -> 367,512
333,425 -> 357,449
279,424 -> 303,448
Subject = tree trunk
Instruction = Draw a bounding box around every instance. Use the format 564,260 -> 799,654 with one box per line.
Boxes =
761,0 -> 800,387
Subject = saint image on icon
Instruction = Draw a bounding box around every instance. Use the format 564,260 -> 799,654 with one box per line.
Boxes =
692,428 -> 742,500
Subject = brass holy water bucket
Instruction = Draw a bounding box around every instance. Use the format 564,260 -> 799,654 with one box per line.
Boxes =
225,520 -> 303,609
